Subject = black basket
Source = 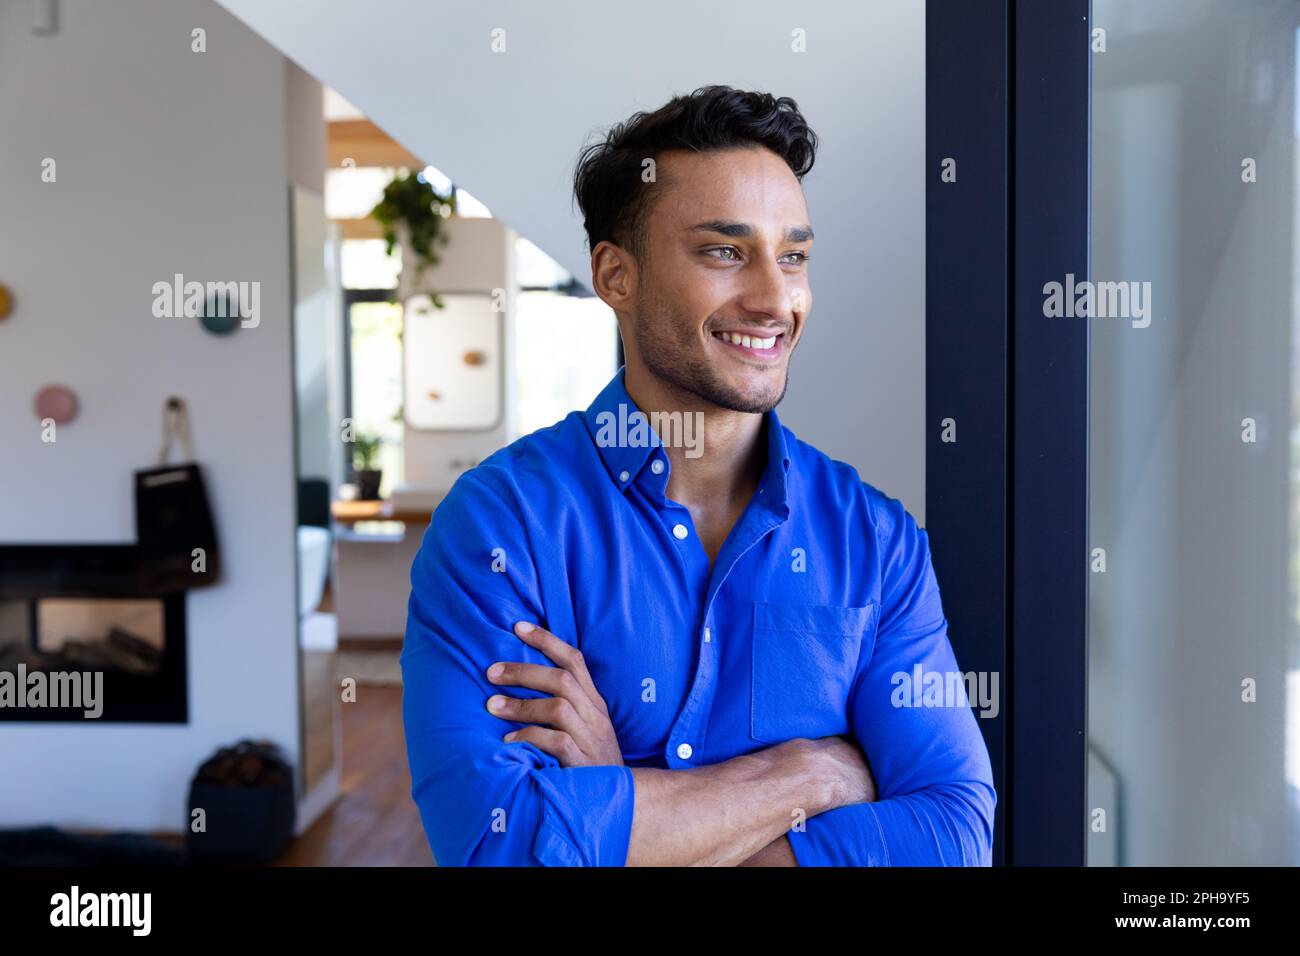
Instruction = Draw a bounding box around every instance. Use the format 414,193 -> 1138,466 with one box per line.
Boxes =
186,739 -> 296,865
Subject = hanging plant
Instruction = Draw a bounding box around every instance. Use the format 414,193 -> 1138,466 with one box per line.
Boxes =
370,171 -> 456,294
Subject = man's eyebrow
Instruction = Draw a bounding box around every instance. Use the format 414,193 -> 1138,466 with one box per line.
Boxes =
688,220 -> 814,242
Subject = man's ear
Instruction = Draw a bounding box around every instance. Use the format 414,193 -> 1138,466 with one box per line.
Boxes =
590,240 -> 636,311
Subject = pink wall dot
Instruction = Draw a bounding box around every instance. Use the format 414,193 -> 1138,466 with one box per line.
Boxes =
34,385 -> 78,424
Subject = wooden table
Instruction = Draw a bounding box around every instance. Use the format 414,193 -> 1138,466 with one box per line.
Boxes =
330,500 -> 436,527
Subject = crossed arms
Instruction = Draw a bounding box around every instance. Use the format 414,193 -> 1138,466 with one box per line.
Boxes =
485,620 -> 876,866
400,472 -> 996,867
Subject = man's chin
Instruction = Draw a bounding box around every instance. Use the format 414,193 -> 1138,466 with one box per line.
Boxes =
641,347 -> 788,414
703,374 -> 787,415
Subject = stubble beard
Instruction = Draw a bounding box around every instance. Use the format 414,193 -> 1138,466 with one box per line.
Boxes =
633,296 -> 790,415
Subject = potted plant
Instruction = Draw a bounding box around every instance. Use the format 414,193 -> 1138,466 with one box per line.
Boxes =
352,433 -> 383,501
370,171 -> 456,296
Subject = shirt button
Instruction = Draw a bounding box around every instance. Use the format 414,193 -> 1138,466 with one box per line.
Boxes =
703,626 -> 711,643
672,523 -> 689,540
618,470 -> 630,482
676,743 -> 693,760
651,459 -> 665,475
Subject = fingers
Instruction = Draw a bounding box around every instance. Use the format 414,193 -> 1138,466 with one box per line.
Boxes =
487,661 -> 586,708
486,690 -> 594,753
511,621 -> 607,713
502,725 -> 586,766
484,621 -> 612,765
486,660 -> 602,737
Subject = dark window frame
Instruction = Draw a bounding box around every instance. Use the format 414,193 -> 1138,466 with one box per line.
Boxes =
927,0 -> 1091,866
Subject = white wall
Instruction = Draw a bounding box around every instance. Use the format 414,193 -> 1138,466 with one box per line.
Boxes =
215,0 -> 928,518
0,0 -> 303,832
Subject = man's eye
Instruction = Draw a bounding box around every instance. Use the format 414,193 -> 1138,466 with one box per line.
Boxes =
706,246 -> 741,261
781,251 -> 811,265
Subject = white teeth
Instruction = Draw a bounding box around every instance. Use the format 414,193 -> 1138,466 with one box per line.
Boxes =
716,331 -> 778,349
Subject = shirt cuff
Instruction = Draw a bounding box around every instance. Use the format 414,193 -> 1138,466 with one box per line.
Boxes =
531,764 -> 636,866
788,803 -> 891,867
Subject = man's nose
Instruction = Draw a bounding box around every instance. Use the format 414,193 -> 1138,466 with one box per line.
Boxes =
737,255 -> 794,323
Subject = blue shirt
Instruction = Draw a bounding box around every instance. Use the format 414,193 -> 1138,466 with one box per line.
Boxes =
401,368 -> 996,866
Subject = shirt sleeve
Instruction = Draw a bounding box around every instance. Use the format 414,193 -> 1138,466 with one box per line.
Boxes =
400,470 -> 636,866
787,493 -> 996,866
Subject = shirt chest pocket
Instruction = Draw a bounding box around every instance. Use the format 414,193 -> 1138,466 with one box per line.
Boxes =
750,602 -> 878,745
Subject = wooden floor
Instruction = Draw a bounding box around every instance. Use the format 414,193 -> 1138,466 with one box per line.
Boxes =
276,683 -> 434,867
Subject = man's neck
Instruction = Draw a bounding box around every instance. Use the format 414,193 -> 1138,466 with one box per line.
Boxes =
622,366 -> 767,508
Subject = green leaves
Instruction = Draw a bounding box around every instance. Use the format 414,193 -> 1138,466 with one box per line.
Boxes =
370,172 -> 456,283
352,432 -> 382,471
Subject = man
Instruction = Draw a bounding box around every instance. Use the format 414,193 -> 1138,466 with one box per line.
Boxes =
401,85 -> 995,866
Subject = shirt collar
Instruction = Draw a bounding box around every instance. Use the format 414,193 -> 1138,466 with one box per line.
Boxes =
583,367 -> 792,509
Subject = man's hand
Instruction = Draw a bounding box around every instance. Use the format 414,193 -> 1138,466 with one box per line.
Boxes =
814,734 -> 879,806
736,737 -> 878,866
485,621 -> 624,768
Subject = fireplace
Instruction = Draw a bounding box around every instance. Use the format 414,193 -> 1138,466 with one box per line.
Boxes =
0,546 -> 189,723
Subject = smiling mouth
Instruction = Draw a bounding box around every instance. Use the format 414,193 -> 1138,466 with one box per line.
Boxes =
711,330 -> 785,360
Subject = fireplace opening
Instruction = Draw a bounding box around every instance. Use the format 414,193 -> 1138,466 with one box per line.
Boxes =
0,551 -> 188,724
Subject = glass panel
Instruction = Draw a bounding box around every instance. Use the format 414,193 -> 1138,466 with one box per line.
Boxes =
325,166 -> 398,220
454,187 -> 493,219
348,300 -> 405,498
1089,0 -> 1300,865
340,239 -> 400,290
514,291 -> 619,436
515,236 -> 573,288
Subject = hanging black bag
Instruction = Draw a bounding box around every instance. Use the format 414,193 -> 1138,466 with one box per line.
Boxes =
134,397 -> 220,594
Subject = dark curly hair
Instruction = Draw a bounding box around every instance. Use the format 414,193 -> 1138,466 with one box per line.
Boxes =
572,85 -> 818,261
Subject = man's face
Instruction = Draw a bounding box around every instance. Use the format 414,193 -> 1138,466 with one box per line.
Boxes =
627,146 -> 813,414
